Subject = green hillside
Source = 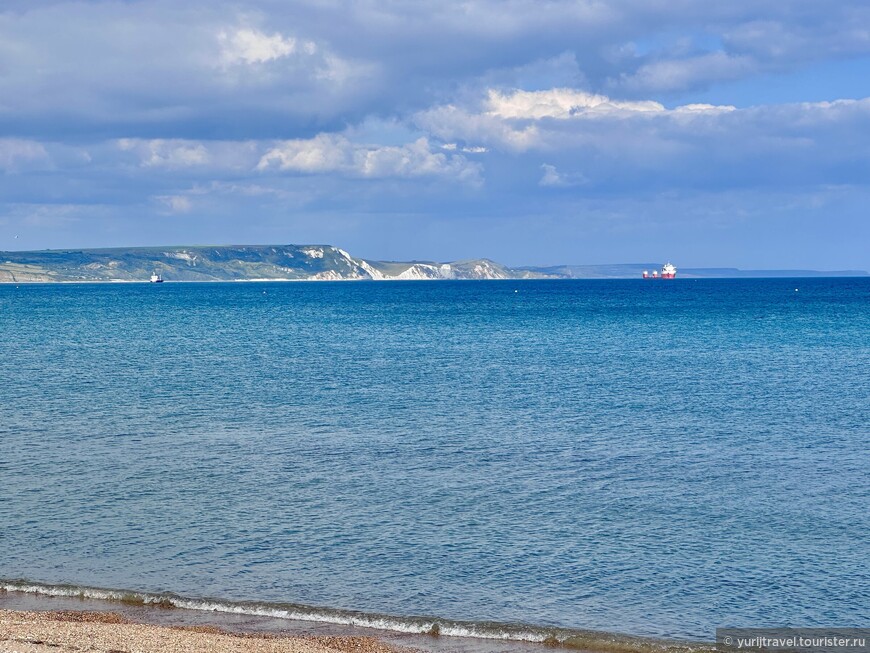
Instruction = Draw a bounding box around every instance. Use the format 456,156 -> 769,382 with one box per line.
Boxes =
1,246 -> 864,282
0,245 -> 530,282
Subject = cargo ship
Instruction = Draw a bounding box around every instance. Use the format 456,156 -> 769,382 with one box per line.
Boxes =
643,263 -> 677,279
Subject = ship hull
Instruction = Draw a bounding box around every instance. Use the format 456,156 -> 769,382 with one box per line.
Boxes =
642,264 -> 677,279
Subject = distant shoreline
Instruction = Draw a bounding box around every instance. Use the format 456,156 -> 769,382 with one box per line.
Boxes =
1,275 -> 868,285
1,244 -> 866,283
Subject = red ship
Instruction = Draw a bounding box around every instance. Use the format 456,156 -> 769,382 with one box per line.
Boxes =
643,263 -> 677,279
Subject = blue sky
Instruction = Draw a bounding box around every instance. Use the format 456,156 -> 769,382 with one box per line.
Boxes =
1,1 -> 869,269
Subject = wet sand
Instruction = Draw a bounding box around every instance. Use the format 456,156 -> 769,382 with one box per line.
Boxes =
0,610 -> 411,653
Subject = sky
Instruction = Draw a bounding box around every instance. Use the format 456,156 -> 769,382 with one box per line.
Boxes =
1,1 -> 869,269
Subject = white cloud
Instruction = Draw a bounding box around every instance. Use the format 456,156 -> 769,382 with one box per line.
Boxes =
673,103 -> 737,114
257,134 -> 348,173
441,143 -> 487,152
5,0 -> 870,146
215,26 -> 365,87
156,195 -> 193,213
484,88 -> 737,121
4,93 -> 868,223
115,139 -> 262,171
418,87 -> 740,152
106,134 -> 482,182
539,164 -> 565,187
218,28 -> 305,65
415,87 -> 870,194
118,139 -> 209,168
418,104 -> 541,152
0,139 -> 51,171
191,181 -> 293,198
539,164 -> 587,188
486,88 -> 665,119
257,134 -> 481,182
313,52 -> 370,84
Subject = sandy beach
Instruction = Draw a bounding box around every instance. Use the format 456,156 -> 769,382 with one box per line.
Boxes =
0,610 -> 410,653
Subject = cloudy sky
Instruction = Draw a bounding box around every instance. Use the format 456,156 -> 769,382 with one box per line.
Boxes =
2,1 -> 869,268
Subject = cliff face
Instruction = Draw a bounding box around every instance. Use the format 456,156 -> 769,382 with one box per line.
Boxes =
0,245 -> 531,282
4,246 -> 863,282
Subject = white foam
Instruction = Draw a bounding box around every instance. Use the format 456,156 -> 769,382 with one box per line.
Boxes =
2,580 -> 672,647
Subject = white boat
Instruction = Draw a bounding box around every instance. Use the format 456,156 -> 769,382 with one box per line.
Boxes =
150,272 -> 164,283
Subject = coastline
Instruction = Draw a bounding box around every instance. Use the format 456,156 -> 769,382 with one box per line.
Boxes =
0,609 -> 405,653
0,582 -> 715,653
2,275 -> 869,284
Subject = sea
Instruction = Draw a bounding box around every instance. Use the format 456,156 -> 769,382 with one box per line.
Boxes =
1,279 -> 868,646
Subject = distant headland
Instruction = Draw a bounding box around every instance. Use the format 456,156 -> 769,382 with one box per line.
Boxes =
0,245 -> 866,282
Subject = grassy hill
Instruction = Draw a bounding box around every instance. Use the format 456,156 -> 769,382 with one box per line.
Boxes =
0,245 -> 527,282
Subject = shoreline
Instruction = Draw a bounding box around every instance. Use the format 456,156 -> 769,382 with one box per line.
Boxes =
0,582 -> 715,653
0,609 -> 407,653
2,275 -> 869,285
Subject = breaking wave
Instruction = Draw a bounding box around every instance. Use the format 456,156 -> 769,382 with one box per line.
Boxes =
0,578 -> 713,653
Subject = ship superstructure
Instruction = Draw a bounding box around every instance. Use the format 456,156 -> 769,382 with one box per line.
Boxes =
643,263 -> 677,279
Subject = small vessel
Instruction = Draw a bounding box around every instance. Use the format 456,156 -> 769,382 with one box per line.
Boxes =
643,263 -> 677,279
150,272 -> 164,283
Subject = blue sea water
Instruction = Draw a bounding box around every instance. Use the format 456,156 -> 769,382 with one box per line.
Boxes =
1,279 -> 868,641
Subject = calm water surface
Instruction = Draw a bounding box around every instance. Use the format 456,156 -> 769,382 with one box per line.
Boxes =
1,279 -> 868,639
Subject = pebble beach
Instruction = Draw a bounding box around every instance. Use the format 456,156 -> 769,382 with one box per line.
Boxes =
0,610 -> 408,653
